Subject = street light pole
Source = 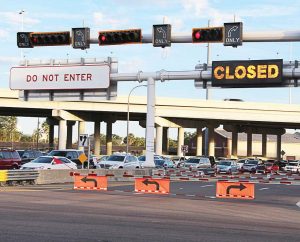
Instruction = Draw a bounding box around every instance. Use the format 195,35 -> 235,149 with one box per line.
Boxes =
126,84 -> 147,154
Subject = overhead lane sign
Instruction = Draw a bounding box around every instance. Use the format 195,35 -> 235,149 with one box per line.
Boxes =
10,64 -> 110,90
224,22 -> 243,47
212,59 -> 283,88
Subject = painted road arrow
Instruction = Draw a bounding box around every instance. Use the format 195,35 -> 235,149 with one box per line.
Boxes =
81,176 -> 97,187
142,179 -> 160,190
226,183 -> 246,195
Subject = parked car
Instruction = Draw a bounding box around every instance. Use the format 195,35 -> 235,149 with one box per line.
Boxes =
283,160 -> 300,173
240,159 -> 262,173
0,149 -> 22,170
47,149 -> 85,168
163,160 -> 176,168
20,156 -> 77,170
154,159 -> 166,168
184,157 -> 211,169
236,159 -> 247,170
265,162 -> 280,173
98,154 -> 141,169
216,160 -> 238,174
20,149 -> 43,165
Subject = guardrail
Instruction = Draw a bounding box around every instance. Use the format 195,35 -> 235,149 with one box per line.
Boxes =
0,170 -> 39,186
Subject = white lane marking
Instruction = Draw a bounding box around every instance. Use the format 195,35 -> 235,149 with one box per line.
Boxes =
205,196 -> 216,199
201,185 -> 214,188
259,188 -> 270,191
296,201 -> 300,208
179,188 -> 183,190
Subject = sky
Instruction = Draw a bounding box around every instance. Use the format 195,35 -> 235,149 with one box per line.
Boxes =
1,0 -> 300,139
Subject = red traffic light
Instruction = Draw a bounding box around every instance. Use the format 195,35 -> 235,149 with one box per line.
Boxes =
30,31 -> 71,46
98,29 -> 142,45
192,27 -> 223,43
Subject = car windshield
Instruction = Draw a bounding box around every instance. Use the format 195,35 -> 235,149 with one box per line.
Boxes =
186,158 -> 200,164
219,161 -> 231,166
154,159 -> 165,166
31,157 -> 53,164
246,160 -> 259,165
48,151 -> 67,156
237,160 -> 246,164
107,155 -> 125,162
138,156 -> 146,161
288,162 -> 298,166
265,163 -> 273,167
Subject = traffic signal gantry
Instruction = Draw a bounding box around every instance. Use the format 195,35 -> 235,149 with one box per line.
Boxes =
16,23 -> 240,49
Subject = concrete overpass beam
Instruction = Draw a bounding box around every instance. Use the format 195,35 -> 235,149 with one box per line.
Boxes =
94,121 -> 101,156
196,127 -> 203,156
52,110 -> 83,121
58,120 -> 67,149
177,127 -> 184,156
155,126 -> 163,155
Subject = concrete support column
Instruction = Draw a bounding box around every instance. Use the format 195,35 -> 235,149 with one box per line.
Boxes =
231,128 -> 238,157
162,127 -> 169,155
247,132 -> 253,157
49,124 -> 55,150
106,121 -> 113,155
66,121 -> 75,149
155,126 -> 163,155
262,133 -> 267,157
58,120 -> 67,149
277,134 -> 281,160
208,126 -> 215,157
196,127 -> 203,156
94,121 -> 101,156
78,121 -> 86,151
177,127 -> 184,156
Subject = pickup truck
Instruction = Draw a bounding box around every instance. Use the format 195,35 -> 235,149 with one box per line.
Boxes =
284,160 -> 300,173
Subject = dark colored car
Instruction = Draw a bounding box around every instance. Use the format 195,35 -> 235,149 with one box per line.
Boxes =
20,149 -> 43,165
47,149 -> 86,168
0,149 -> 22,170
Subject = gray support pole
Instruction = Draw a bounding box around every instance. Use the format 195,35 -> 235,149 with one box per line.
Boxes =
196,127 -> 203,156
247,132 -> 253,157
277,134 -> 281,160
177,127 -> 184,156
58,120 -> 67,150
49,124 -> 54,150
144,77 -> 155,167
162,127 -> 169,155
262,133 -> 267,157
66,121 -> 74,149
232,128 -> 238,157
106,121 -> 113,155
78,121 -> 85,151
208,126 -> 215,157
94,121 -> 101,156
155,126 -> 163,155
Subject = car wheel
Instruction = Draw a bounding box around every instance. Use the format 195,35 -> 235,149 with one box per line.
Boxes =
135,166 -> 140,169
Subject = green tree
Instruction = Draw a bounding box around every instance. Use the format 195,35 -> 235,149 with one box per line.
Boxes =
123,133 -> 135,146
0,116 -> 18,142
112,134 -> 123,145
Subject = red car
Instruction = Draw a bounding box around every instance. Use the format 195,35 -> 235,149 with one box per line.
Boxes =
264,162 -> 279,173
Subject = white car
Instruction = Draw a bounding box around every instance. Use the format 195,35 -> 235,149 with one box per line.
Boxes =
20,156 -> 77,170
284,160 -> 300,173
98,154 -> 141,169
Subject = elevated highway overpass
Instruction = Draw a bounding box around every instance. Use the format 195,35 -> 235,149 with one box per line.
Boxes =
1,88 -> 300,159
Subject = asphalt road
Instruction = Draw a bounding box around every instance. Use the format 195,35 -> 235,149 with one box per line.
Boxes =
0,181 -> 299,242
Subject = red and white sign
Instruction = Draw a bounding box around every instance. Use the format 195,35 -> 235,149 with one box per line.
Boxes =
10,64 -> 110,90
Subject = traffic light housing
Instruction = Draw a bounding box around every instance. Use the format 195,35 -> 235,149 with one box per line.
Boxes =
192,27 -> 224,43
30,31 -> 71,46
98,29 -> 142,45
17,32 -> 33,48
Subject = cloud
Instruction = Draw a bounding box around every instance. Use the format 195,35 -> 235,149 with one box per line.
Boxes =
0,29 -> 9,39
119,58 -> 145,73
180,0 -> 296,25
93,12 -> 130,29
0,56 -> 21,64
0,11 -> 39,28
